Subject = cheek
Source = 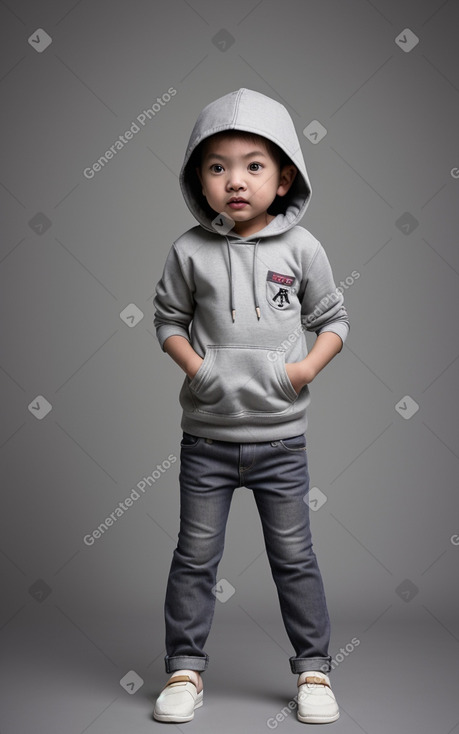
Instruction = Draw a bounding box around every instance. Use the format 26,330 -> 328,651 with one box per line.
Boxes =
206,181 -> 223,198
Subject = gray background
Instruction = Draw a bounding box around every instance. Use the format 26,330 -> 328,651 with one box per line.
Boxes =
1,0 -> 458,732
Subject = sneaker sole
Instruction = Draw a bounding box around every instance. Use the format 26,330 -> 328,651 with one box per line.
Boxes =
297,710 -> 340,724
153,693 -> 203,722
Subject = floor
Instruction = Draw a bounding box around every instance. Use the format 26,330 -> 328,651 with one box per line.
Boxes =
1,609 -> 458,734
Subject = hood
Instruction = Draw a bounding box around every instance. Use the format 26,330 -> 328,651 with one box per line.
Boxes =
179,88 -> 312,240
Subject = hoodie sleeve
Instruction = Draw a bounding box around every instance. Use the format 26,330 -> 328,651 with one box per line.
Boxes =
299,242 -> 350,345
153,244 -> 195,351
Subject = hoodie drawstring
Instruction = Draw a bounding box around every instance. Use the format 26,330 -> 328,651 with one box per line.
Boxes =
225,236 -> 261,322
253,239 -> 261,320
225,236 -> 236,322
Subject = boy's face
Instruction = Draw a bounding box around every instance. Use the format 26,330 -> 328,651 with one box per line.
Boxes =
196,135 -> 297,237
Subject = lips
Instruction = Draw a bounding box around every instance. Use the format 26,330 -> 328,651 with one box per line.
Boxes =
228,197 -> 249,210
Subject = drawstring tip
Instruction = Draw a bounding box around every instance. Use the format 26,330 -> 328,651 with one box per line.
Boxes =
255,307 -> 261,320
231,309 -> 236,322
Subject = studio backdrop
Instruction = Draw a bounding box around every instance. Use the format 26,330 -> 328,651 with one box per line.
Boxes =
1,1 -> 458,733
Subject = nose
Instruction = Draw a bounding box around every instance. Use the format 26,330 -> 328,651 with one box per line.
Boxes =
226,168 -> 247,191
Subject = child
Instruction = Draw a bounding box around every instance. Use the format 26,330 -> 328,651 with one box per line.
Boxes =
152,88 -> 349,724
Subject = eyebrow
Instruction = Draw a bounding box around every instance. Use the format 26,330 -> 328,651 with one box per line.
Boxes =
204,150 -> 268,161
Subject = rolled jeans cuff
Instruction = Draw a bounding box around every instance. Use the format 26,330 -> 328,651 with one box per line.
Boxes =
289,656 -> 332,674
165,654 -> 209,673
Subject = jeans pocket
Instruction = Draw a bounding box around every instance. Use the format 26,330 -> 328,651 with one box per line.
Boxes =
279,434 -> 307,452
180,432 -> 201,448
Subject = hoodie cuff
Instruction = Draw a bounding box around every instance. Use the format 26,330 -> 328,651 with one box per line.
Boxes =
316,321 -> 350,346
156,325 -> 191,352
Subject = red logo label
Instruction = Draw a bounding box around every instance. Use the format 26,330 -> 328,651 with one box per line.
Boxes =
266,270 -> 295,287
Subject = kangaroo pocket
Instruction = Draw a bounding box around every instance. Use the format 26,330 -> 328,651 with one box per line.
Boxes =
184,344 -> 299,417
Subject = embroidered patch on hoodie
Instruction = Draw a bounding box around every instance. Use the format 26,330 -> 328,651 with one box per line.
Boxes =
266,270 -> 296,310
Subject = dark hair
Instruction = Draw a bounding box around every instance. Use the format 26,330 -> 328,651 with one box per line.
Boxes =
188,130 -> 295,218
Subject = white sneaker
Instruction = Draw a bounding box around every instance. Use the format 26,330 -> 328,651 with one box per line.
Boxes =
297,671 -> 340,724
153,674 -> 203,723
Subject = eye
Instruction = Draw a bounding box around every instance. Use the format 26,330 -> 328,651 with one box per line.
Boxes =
248,162 -> 262,172
210,164 -> 224,173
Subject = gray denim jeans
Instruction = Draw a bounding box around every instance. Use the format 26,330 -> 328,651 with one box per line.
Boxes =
163,431 -> 332,675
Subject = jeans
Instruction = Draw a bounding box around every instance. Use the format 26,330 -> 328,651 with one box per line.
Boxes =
163,432 -> 332,675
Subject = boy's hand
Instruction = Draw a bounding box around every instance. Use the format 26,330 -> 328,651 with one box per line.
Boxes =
163,335 -> 204,379
285,332 -> 344,394
285,360 -> 315,394
188,355 -> 204,380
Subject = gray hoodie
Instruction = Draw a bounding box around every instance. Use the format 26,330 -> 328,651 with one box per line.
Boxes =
154,88 -> 350,442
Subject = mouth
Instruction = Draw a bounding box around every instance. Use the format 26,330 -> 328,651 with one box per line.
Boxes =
228,197 -> 249,209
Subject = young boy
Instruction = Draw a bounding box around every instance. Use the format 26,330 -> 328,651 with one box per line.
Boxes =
152,88 -> 349,724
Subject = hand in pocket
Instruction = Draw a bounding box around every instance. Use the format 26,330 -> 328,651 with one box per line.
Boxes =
187,354 -> 204,380
285,360 -> 314,394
